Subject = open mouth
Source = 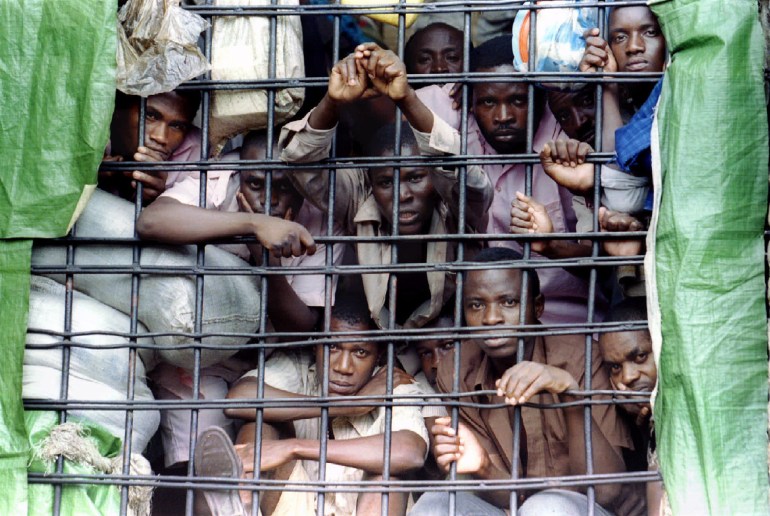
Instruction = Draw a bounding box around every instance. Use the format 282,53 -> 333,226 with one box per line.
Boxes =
398,211 -> 420,225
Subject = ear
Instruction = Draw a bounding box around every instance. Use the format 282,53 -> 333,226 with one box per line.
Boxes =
534,293 -> 545,320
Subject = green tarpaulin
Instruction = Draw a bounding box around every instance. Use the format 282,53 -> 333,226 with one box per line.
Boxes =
649,0 -> 769,514
0,0 -> 116,513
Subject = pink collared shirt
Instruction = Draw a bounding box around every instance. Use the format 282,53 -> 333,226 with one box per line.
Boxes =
417,84 -> 606,326
160,152 -> 344,308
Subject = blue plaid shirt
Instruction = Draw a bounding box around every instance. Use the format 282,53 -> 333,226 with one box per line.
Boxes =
611,79 -> 663,211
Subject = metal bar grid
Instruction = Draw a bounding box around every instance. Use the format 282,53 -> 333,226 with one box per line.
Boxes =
26,0 -> 673,515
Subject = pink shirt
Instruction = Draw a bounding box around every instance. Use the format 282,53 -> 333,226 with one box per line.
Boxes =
164,126 -> 202,188
160,152 -> 344,308
416,85 -> 605,326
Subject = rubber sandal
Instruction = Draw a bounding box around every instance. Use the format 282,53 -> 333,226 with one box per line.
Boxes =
194,427 -> 247,516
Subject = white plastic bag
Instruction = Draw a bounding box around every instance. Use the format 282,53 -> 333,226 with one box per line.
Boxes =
31,189 -> 262,369
209,0 -> 305,155
24,276 -> 160,451
117,0 -> 210,96
512,1 -> 598,91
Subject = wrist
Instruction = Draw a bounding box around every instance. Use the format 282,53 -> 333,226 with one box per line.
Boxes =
309,95 -> 340,130
475,451 -> 493,478
394,87 -> 417,109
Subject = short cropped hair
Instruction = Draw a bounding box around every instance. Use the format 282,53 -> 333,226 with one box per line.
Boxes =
604,297 -> 648,324
331,290 -> 377,330
470,35 -> 514,73
465,247 -> 541,298
361,121 -> 419,158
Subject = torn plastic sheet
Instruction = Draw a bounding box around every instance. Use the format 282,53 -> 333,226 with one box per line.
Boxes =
117,0 -> 210,96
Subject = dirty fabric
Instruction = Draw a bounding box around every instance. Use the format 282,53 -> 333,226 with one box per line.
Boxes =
649,0 -> 769,514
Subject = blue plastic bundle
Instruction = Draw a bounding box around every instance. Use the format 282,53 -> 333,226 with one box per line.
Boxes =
511,1 -> 597,91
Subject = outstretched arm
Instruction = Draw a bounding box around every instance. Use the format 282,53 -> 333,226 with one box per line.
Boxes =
137,196 -> 316,259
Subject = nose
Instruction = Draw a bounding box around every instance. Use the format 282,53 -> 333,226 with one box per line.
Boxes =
571,107 -> 588,128
433,56 -> 448,74
399,182 -> 413,203
430,350 -> 441,371
147,122 -> 168,146
482,303 -> 504,326
627,32 -> 645,53
332,351 -> 354,376
621,363 -> 641,387
494,104 -> 513,124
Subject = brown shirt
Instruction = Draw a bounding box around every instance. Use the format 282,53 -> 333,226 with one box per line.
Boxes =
279,109 -> 493,330
436,333 -> 632,480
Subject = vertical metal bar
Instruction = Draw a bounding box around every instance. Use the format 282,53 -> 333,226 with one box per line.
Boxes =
510,4 -> 538,514
316,2 -> 342,512
185,2 -> 213,512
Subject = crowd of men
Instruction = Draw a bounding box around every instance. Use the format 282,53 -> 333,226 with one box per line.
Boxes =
99,4 -> 665,515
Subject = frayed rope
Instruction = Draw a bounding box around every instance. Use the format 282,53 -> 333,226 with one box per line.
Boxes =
32,422 -> 153,516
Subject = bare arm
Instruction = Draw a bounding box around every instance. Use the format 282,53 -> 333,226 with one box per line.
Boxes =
225,368 -> 416,422
137,197 -> 316,258
579,28 -> 623,152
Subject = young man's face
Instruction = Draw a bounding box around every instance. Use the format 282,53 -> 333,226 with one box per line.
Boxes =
406,25 -> 463,77
598,330 -> 657,419
609,6 -> 666,73
547,88 -> 596,145
239,144 -> 304,221
463,268 -> 544,358
471,66 -> 529,154
415,316 -> 455,388
111,92 -> 195,160
370,144 -> 438,235
315,318 -> 380,397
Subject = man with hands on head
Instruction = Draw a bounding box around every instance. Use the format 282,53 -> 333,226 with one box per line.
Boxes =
280,42 -> 492,336
409,247 -> 634,516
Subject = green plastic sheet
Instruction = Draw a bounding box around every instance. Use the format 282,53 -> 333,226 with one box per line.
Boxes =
0,0 -> 116,513
650,0 -> 769,514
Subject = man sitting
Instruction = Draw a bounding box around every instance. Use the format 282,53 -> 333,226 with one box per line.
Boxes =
197,292 -> 430,515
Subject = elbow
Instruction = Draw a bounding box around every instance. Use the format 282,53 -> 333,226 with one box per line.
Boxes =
135,210 -> 158,240
389,432 -> 427,474
594,483 -> 623,510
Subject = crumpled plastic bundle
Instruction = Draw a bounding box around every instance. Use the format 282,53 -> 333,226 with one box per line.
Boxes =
511,1 -> 597,91
209,0 -> 305,155
117,0 -> 210,96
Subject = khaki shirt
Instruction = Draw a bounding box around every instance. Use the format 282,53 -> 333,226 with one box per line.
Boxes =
279,110 -> 493,330
436,334 -> 632,480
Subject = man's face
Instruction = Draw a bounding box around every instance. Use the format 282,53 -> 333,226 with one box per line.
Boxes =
370,144 -> 438,235
472,66 -> 529,154
406,25 -> 463,77
599,330 -> 657,419
111,92 -> 195,160
463,268 -> 544,358
415,317 -> 455,388
315,318 -> 380,397
239,145 -> 303,221
547,88 -> 596,145
609,7 -> 666,73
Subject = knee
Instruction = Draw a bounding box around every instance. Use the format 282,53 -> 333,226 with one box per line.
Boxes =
518,490 -> 588,516
408,491 -> 450,516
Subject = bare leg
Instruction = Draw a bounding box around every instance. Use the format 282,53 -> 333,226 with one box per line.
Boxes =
356,474 -> 408,516
235,422 -> 297,515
